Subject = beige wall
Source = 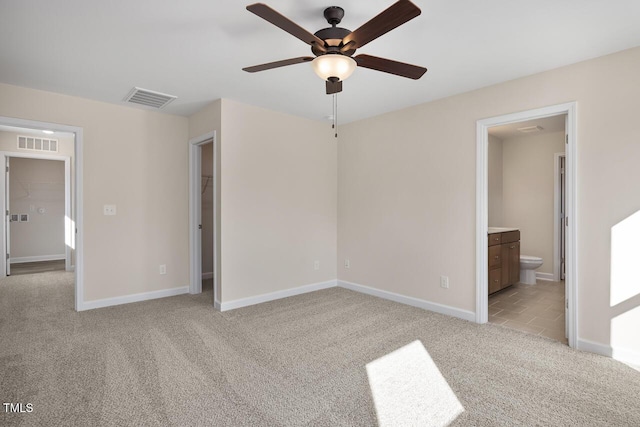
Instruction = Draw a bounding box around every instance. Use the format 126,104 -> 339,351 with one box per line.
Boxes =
487,135 -> 503,227
219,99 -> 337,302
9,158 -> 65,259
502,131 -> 565,275
338,46 -> 640,359
0,83 -> 189,302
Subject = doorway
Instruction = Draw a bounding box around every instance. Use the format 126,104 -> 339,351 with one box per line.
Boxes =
0,116 -> 83,311
188,131 -> 219,308
5,155 -> 70,276
200,142 -> 214,296
476,102 -> 577,348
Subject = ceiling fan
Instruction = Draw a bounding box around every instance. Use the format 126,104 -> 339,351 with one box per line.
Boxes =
242,1 -> 428,95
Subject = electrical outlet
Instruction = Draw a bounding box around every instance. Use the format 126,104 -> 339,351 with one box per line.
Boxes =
440,276 -> 449,289
103,204 -> 117,216
344,259 -> 350,268
159,264 -> 166,275
314,260 -> 320,270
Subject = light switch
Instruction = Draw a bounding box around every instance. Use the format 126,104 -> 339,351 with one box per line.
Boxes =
104,205 -> 117,216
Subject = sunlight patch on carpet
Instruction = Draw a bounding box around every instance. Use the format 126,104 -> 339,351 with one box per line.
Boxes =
366,340 -> 464,426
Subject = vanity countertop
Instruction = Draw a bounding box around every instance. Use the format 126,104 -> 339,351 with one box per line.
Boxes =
488,227 -> 519,234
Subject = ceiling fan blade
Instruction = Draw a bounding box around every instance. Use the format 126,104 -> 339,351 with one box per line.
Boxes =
243,56 -> 314,73
355,54 -> 427,79
342,0 -> 420,50
326,80 -> 343,94
247,3 -> 326,52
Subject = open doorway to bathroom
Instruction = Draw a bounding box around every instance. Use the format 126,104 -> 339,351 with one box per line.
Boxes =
485,115 -> 567,343
476,103 -> 577,348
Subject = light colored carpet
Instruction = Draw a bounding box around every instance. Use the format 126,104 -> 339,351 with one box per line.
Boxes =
1,271 -> 639,426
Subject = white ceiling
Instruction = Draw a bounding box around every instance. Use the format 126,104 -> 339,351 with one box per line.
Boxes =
0,124 -> 74,138
489,115 -> 566,140
1,0 -> 640,124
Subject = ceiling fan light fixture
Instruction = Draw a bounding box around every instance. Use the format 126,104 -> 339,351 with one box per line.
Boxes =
311,54 -> 356,81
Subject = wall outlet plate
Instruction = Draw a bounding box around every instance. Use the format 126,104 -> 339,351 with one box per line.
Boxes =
103,204 -> 117,216
344,259 -> 350,268
159,264 -> 166,275
314,260 -> 320,270
440,276 -> 449,289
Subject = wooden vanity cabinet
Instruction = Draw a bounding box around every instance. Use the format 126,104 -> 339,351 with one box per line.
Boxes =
488,230 -> 520,294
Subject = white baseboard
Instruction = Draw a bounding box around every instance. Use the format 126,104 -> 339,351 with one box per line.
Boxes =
577,338 -> 612,357
337,280 -> 476,322
577,338 -> 640,367
220,280 -> 337,312
214,299 -> 221,310
79,286 -> 189,311
535,272 -> 555,281
202,272 -> 214,280
10,254 -> 65,264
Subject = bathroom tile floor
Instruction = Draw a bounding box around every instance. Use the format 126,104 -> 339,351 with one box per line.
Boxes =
488,280 -> 567,344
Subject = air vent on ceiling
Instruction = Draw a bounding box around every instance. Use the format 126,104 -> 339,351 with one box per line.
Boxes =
517,125 -> 544,133
124,87 -> 177,109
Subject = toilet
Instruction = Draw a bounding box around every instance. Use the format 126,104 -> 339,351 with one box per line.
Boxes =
520,255 -> 543,285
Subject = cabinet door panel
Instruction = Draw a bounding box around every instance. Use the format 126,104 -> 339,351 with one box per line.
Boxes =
500,244 -> 510,287
509,241 -> 520,284
489,268 -> 502,294
489,245 -> 501,269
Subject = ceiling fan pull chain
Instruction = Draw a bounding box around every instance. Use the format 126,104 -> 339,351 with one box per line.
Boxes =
334,93 -> 338,138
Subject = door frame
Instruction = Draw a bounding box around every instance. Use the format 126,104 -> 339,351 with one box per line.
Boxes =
0,115 -> 83,311
475,102 -> 577,348
188,131 -> 219,308
3,151 -> 71,271
553,153 -> 566,282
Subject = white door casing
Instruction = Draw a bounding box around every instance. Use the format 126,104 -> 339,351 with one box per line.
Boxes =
5,157 -> 10,276
0,115 -> 83,311
188,131 -> 218,308
476,102 -> 577,348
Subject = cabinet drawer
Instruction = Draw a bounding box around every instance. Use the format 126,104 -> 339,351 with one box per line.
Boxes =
489,268 -> 501,294
502,230 -> 520,244
488,233 -> 502,246
488,245 -> 501,268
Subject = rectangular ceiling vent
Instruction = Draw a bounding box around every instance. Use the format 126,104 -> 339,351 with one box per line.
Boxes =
517,125 -> 544,133
124,87 -> 177,109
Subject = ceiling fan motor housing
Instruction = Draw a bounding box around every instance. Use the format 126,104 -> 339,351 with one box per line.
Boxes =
324,6 -> 344,25
312,26 -> 354,56
312,6 -> 356,56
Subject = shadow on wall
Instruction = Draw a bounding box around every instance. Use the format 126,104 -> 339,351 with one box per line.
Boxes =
610,209 -> 640,364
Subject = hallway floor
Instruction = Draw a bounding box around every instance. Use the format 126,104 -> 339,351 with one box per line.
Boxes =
488,280 -> 567,344
9,260 -> 66,276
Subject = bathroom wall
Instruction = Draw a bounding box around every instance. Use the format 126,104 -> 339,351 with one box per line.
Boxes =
502,131 -> 565,276
488,135 -> 504,227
